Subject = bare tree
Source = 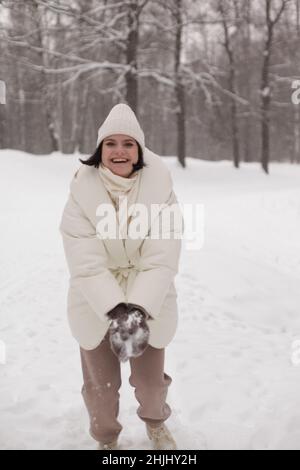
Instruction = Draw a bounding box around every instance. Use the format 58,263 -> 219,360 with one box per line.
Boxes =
260,0 -> 291,174
174,0 -> 186,168
296,0 -> 300,36
217,0 -> 241,168
28,0 -> 60,151
293,0 -> 300,163
241,0 -> 253,163
125,0 -> 140,112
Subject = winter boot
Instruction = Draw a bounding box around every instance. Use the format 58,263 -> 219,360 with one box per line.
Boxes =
98,439 -> 119,450
146,423 -> 177,450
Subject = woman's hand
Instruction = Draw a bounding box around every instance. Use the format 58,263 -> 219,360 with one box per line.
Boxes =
106,303 -> 150,362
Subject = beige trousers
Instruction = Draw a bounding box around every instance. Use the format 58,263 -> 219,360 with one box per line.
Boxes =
79,332 -> 172,444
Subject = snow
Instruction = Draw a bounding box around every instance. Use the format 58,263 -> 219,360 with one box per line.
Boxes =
0,149 -> 300,450
261,86 -> 270,97
109,309 -> 150,363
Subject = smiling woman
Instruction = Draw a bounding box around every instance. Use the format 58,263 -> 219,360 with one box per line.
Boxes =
60,102 -> 182,451
79,104 -> 147,177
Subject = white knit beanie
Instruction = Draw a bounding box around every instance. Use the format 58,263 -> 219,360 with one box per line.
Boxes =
96,103 -> 145,154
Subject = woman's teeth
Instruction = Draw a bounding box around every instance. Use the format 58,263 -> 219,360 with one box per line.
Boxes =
112,159 -> 128,164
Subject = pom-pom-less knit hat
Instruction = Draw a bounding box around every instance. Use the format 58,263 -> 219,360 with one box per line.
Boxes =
96,103 -> 145,154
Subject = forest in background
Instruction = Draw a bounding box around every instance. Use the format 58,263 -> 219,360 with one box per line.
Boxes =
0,0 -> 300,173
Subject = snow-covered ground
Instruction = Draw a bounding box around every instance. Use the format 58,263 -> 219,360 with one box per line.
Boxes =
0,149 -> 300,450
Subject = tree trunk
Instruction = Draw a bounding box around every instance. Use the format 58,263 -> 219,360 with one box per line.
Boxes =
229,66 -> 240,168
175,0 -> 186,168
218,0 -> 240,168
243,0 -> 252,163
261,53 -> 271,174
126,0 -> 139,114
260,1 -> 272,174
293,105 -> 300,163
30,0 -> 59,152
260,0 -> 288,173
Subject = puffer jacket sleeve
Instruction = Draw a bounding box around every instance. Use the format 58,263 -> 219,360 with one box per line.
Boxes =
127,189 -> 183,320
59,192 -> 126,323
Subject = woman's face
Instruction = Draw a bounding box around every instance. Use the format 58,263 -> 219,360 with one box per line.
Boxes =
101,134 -> 139,177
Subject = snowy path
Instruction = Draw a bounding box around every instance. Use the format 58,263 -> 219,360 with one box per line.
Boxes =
0,150 -> 300,449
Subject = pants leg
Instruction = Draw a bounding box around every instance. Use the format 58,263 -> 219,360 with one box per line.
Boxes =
79,332 -> 122,444
129,345 -> 172,428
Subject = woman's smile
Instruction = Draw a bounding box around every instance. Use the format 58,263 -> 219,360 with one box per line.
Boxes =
111,158 -> 129,164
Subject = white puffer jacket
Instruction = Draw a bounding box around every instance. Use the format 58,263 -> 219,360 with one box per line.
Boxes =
59,148 -> 183,350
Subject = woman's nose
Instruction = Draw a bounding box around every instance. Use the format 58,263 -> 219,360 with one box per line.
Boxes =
115,145 -> 126,154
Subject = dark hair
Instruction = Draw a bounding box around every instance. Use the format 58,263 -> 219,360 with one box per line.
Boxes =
79,139 -> 147,176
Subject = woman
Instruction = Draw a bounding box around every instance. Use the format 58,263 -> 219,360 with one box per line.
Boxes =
59,103 -> 183,450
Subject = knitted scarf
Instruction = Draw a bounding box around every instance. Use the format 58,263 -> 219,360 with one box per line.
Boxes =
98,163 -> 142,241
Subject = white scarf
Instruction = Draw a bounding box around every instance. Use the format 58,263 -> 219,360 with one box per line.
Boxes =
98,163 -> 142,241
